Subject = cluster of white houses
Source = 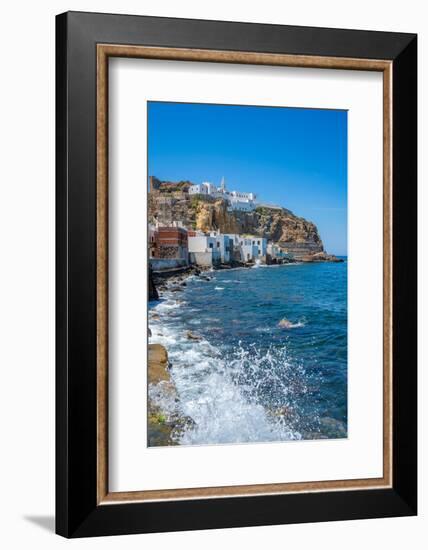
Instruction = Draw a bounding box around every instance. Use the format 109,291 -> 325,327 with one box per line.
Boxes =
149,222 -> 291,271
188,231 -> 267,266
188,178 -> 257,212
148,178 -> 292,270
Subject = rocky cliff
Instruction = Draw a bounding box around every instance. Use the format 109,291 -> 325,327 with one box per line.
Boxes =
149,179 -> 334,260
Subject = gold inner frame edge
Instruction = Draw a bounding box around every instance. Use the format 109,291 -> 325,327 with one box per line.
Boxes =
96,44 -> 393,505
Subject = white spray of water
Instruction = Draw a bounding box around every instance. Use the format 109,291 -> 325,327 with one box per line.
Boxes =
149,292 -> 303,446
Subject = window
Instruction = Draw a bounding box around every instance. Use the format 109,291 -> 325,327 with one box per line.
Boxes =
217,242 -> 220,248
209,243 -> 213,249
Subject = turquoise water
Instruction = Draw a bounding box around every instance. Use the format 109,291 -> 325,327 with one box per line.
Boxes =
149,260 -> 347,445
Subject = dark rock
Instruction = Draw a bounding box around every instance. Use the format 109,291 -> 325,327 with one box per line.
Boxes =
186,331 -> 202,341
148,267 -> 159,301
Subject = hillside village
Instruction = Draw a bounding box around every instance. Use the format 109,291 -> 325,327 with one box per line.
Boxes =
148,176 -> 341,287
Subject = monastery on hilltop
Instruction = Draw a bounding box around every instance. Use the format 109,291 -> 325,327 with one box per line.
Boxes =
188,178 -> 257,212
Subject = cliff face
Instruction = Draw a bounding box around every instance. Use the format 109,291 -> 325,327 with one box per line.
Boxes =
251,206 -> 323,251
194,198 -> 256,234
148,181 -> 326,258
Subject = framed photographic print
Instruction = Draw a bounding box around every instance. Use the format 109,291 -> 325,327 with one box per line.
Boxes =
56,11 -> 417,537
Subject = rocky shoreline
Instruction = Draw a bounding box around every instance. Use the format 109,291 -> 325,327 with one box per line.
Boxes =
147,256 -> 344,446
147,265 -> 225,446
147,342 -> 195,446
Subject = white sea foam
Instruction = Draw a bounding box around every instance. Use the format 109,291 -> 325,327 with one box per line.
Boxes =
288,321 -> 305,328
188,318 -> 202,325
149,296 -> 303,445
278,318 -> 306,329
154,300 -> 183,313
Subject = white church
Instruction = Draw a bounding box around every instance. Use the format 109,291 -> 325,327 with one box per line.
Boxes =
188,178 -> 257,212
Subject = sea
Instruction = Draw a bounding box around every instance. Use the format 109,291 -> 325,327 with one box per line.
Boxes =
149,259 -> 348,446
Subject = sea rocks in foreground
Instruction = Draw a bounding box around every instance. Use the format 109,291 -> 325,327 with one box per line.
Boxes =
148,344 -> 170,384
278,318 -> 293,329
147,343 -> 195,447
302,417 -> 347,440
147,343 -> 175,446
186,330 -> 202,341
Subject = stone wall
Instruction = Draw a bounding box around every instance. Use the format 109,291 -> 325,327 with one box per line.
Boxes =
150,258 -> 188,272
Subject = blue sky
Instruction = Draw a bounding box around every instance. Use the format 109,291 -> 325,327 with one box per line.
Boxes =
148,102 -> 347,256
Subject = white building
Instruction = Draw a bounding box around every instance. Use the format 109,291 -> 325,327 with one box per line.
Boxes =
188,181 -> 218,196
188,178 -> 257,211
224,234 -> 266,263
227,197 -> 255,212
187,230 -> 267,265
267,242 -> 279,258
188,232 -> 221,266
226,190 -> 256,202
209,231 -> 231,263
249,236 -> 267,258
267,243 -> 291,261
237,237 -> 258,262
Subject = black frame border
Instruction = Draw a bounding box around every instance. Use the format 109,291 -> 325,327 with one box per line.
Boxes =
56,11 -> 417,538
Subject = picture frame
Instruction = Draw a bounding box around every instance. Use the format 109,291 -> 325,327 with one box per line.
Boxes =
56,11 -> 417,538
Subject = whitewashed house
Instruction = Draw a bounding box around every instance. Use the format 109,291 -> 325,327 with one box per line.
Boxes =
209,231 -> 231,263
188,178 -> 257,211
223,234 -> 241,262
249,236 -> 267,259
267,242 -> 279,258
223,234 -> 264,263
188,232 -> 221,267
188,182 -> 217,196
238,237 -> 258,263
227,197 -> 256,212
267,243 -> 292,261
228,190 -> 256,201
